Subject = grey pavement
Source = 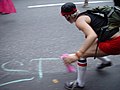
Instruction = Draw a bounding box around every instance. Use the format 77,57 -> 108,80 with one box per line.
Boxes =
0,0 -> 120,90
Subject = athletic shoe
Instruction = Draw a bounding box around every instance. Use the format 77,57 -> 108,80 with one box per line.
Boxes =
64,81 -> 84,90
97,61 -> 112,69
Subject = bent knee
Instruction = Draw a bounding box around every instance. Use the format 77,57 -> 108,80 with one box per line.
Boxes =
82,49 -> 107,58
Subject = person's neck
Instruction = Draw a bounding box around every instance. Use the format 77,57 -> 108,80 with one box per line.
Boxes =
74,12 -> 80,21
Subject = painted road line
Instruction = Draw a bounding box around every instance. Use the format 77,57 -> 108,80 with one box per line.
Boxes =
1,61 -> 29,72
0,58 -> 63,87
30,58 -> 60,61
30,58 -> 60,79
27,0 -> 112,8
0,77 -> 34,87
38,60 -> 43,79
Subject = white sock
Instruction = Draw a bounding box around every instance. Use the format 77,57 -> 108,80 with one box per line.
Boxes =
76,58 -> 87,87
97,57 -> 111,64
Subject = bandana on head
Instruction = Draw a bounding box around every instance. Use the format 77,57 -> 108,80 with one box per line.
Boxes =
61,8 -> 77,16
61,2 -> 77,16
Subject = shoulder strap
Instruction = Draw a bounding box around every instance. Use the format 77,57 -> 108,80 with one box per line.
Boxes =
77,11 -> 88,18
107,7 -> 114,17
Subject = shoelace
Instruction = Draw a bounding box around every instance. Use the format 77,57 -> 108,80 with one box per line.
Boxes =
71,81 -> 77,90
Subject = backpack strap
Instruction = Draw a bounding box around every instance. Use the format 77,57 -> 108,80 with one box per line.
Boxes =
94,26 -> 108,59
107,7 -> 114,17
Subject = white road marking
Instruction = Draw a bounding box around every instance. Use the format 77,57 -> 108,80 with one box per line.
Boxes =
27,0 -> 112,8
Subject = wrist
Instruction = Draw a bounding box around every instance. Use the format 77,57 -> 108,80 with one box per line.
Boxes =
75,50 -> 84,59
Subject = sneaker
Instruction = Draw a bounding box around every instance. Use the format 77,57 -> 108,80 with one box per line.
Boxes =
97,61 -> 112,69
64,81 -> 84,90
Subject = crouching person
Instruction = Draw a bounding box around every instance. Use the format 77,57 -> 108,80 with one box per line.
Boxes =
61,2 -> 120,89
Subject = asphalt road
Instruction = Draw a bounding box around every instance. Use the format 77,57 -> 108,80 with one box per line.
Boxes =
0,0 -> 120,90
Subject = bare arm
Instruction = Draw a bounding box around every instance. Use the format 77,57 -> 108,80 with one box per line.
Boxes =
62,15 -> 98,65
75,15 -> 97,57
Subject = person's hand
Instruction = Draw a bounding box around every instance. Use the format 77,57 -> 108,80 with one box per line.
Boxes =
63,54 -> 79,65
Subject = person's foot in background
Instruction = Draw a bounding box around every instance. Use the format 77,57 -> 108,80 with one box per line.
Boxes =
82,0 -> 89,8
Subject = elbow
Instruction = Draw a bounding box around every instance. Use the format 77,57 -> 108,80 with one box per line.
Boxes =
91,32 -> 97,39
93,34 -> 97,39
88,34 -> 97,40
92,34 -> 97,40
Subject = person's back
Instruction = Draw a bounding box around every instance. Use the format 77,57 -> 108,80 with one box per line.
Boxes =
77,11 -> 119,42
77,12 -> 107,31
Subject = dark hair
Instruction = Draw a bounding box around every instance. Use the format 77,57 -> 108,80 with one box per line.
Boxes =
61,2 -> 77,16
